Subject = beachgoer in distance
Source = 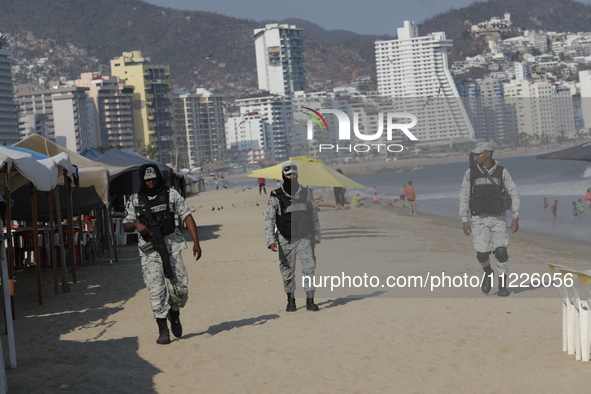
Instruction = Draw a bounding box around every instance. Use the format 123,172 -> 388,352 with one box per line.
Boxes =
351,192 -> 368,208
372,186 -> 380,204
459,142 -> 520,297
578,199 -> 585,218
123,164 -> 202,345
333,169 -> 345,210
264,163 -> 321,312
399,185 -> 407,201
586,188 -> 591,208
572,201 -> 580,218
543,197 -> 548,212
258,178 -> 267,195
405,181 -> 417,215
551,200 -> 558,221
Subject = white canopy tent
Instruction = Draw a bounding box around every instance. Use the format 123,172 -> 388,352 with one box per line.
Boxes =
0,146 -> 73,384
14,134 -> 109,207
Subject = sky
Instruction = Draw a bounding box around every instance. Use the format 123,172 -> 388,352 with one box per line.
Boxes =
143,0 -> 480,35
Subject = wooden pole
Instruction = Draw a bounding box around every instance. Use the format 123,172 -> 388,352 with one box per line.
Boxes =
104,205 -> 114,264
47,190 -> 58,296
55,186 -> 69,293
74,179 -> 86,265
64,174 -> 77,283
30,183 -> 42,306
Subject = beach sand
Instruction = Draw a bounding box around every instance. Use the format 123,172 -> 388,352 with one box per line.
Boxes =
3,184 -> 591,393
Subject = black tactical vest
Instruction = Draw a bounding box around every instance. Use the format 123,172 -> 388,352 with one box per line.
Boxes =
272,187 -> 313,240
470,165 -> 504,216
137,189 -> 176,236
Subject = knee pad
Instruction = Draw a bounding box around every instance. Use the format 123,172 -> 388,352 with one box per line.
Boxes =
476,251 -> 490,263
493,247 -> 508,263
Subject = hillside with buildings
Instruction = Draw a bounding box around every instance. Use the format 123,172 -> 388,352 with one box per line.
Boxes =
0,0 -> 379,97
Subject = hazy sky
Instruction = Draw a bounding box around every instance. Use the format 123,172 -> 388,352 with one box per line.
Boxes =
143,0 -> 479,35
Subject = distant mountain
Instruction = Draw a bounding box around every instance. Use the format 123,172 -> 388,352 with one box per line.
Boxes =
2,0 -> 591,98
0,0 -> 384,97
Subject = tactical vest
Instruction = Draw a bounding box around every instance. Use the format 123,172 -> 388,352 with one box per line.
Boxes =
137,189 -> 176,237
272,187 -> 313,240
470,165 -> 504,216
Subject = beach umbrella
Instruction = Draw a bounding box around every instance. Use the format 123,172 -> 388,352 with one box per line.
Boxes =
247,156 -> 366,189
537,141 -> 591,162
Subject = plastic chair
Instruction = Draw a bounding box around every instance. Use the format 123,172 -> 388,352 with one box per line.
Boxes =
549,264 -> 573,353
54,228 -> 82,267
13,230 -> 47,269
551,264 -> 589,361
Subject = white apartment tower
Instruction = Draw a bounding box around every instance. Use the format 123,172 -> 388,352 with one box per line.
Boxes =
173,88 -> 226,169
375,21 -> 474,144
75,72 -> 135,149
234,93 -> 293,162
579,70 -> 591,132
504,80 -> 575,141
254,24 -> 305,96
0,33 -> 18,145
17,86 -> 97,152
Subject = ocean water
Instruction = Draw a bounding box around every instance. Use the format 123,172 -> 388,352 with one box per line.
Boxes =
347,154 -> 591,245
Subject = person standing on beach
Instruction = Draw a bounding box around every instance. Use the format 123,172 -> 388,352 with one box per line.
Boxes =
123,164 -> 202,345
265,163 -> 321,312
459,142 -> 520,297
586,188 -> 591,208
333,169 -> 346,210
258,178 -> 267,195
405,181 -> 417,214
551,200 -> 558,221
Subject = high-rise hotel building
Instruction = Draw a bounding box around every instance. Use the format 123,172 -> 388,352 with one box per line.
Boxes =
0,33 -> 18,145
75,72 -> 135,149
173,88 -> 226,169
254,24 -> 305,96
375,21 -> 474,144
110,51 -> 175,162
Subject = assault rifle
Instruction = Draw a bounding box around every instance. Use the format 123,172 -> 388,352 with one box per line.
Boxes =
469,152 -> 476,191
138,205 -> 174,279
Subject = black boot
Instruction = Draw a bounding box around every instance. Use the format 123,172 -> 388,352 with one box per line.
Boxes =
168,308 -> 183,338
498,274 -> 510,297
156,318 -> 171,345
481,266 -> 494,294
306,298 -> 320,311
286,293 -> 296,312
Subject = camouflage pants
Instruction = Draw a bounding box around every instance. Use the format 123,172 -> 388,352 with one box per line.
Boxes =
141,246 -> 189,319
470,214 -> 510,274
277,233 -> 316,295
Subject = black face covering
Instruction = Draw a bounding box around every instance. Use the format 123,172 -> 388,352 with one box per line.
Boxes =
282,173 -> 300,196
138,164 -> 167,197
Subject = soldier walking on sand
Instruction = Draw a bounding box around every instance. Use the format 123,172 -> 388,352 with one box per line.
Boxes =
264,163 -> 321,312
124,164 -> 202,344
459,142 -> 520,297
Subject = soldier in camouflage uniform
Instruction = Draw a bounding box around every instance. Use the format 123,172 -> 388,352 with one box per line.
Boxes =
265,163 -> 321,312
459,142 -> 520,297
124,164 -> 202,344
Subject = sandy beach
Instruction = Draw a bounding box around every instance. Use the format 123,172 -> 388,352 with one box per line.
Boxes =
3,177 -> 591,393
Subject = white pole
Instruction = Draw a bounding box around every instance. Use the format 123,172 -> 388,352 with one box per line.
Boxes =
1,219 -> 16,369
